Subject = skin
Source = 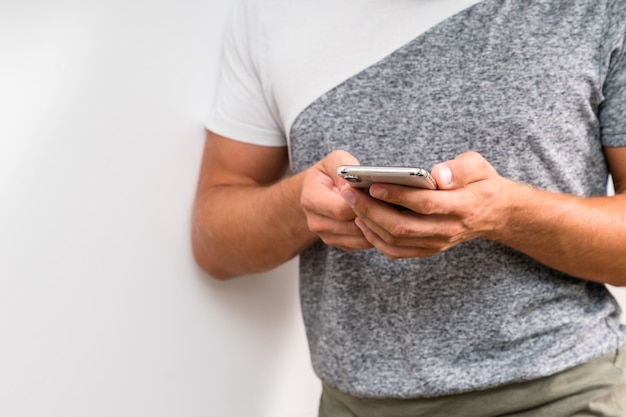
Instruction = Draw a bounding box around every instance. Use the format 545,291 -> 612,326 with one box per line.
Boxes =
192,130 -> 626,286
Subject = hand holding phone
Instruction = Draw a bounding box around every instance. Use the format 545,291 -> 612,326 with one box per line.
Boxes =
337,165 -> 438,190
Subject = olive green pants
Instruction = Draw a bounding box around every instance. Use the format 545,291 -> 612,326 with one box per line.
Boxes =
319,347 -> 626,417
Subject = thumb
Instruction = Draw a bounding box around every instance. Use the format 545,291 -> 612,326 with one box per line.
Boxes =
320,150 -> 360,183
431,152 -> 495,190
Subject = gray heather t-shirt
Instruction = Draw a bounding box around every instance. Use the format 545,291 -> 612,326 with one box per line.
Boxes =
289,0 -> 626,398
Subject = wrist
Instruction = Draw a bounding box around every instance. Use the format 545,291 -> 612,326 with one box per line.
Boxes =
482,178 -> 534,243
278,171 -> 319,243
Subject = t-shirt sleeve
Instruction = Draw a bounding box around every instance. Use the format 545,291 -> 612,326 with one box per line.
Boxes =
205,0 -> 287,147
599,0 -> 626,147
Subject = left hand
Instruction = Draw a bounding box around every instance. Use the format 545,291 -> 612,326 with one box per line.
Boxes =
340,152 -> 512,258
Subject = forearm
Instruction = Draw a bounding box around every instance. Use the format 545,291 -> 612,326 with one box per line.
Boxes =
492,181 -> 626,286
192,172 -> 317,280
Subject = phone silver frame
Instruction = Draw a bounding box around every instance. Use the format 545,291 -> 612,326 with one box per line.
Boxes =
336,165 -> 437,190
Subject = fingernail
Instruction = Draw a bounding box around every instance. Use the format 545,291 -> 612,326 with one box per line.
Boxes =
370,186 -> 387,199
342,189 -> 356,207
438,166 -> 452,187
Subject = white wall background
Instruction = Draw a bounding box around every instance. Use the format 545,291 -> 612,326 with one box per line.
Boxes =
0,0 -> 320,416
1,1 -> 625,417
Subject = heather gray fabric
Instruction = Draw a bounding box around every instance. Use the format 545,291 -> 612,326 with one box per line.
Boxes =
289,0 -> 626,399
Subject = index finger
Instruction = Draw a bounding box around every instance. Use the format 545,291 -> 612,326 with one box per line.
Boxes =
368,185 -> 457,216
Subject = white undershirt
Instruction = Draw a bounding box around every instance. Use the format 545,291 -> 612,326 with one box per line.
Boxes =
207,0 -> 482,146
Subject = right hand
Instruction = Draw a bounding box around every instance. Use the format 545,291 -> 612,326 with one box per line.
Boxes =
300,150 -> 373,251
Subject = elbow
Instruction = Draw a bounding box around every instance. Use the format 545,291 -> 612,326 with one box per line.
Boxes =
587,271 -> 626,288
598,265 -> 626,287
191,212 -> 242,280
192,248 -> 239,281
607,277 -> 626,288
191,236 -> 240,281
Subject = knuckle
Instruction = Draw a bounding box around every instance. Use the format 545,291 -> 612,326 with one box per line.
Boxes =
330,205 -> 354,221
388,223 -> 411,240
419,198 -> 437,215
307,224 -> 322,234
385,236 -> 403,246
355,200 -> 370,216
306,218 -> 325,234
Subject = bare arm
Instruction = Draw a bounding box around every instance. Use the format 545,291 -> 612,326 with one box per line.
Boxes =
191,131 -> 314,279
341,147 -> 626,286
191,131 -> 369,280
488,146 -> 626,285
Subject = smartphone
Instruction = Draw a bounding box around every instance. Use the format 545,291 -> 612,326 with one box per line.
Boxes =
336,165 -> 437,190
